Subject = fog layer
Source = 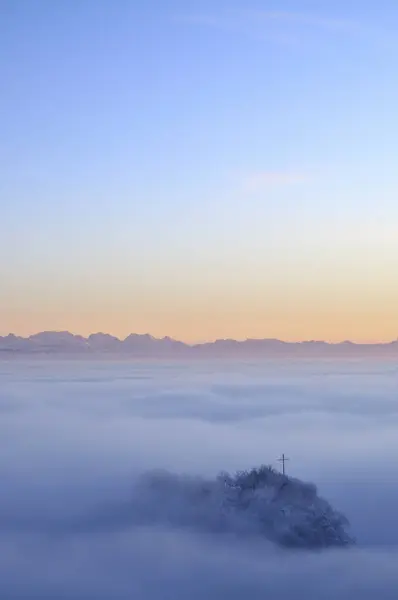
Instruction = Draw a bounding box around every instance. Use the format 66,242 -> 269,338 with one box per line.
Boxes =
1,359 -> 398,598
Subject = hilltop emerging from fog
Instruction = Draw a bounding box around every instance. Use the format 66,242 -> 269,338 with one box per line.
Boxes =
1,331 -> 398,358
135,465 -> 355,549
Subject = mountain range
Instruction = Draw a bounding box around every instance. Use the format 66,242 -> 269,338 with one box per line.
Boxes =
0,331 -> 398,358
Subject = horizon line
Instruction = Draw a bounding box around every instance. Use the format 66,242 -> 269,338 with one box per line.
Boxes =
2,330 -> 398,347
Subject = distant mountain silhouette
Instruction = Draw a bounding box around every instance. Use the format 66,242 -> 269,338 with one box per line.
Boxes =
0,331 -> 397,357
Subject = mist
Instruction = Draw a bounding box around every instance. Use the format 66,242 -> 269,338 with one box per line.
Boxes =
1,358 -> 398,598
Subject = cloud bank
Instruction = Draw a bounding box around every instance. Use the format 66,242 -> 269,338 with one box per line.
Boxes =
1,359 -> 398,598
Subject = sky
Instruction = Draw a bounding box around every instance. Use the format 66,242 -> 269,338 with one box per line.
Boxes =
1,0 -> 398,342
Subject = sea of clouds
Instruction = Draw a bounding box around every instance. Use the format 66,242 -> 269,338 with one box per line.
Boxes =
1,358 -> 398,598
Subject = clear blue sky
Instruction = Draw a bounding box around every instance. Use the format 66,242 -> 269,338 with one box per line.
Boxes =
1,0 -> 398,341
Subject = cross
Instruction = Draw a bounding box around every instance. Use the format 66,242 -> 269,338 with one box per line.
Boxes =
278,453 -> 289,476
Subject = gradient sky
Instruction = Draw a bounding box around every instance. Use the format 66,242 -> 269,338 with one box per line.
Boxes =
1,0 -> 398,342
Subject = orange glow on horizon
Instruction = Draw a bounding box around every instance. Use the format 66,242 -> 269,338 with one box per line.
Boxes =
2,305 -> 398,344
